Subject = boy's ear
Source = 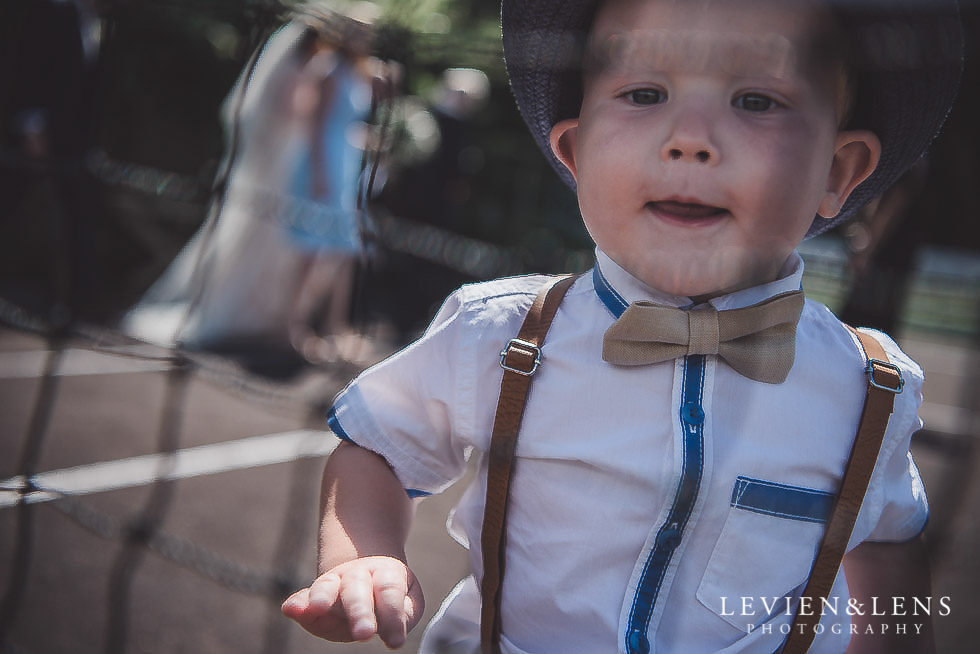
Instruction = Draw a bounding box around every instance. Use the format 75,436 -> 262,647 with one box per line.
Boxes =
549,119 -> 580,181
818,130 -> 882,219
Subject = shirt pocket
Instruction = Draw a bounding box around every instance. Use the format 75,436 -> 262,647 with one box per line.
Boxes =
697,476 -> 836,631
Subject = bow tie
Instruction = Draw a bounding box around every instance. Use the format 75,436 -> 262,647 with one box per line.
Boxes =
602,290 -> 805,384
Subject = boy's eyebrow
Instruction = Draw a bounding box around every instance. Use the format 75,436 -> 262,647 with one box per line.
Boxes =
587,28 -> 796,80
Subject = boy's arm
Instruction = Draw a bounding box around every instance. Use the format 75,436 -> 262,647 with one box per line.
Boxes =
842,533 -> 935,654
281,441 -> 424,649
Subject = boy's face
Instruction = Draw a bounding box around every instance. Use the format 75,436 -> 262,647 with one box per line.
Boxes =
550,0 -> 880,300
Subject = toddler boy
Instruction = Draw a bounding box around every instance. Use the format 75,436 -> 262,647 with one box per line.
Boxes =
283,0 -> 961,652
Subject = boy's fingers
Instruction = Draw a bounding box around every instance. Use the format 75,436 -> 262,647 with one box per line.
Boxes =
372,567 -> 410,648
338,567 -> 378,641
282,559 -> 422,646
307,573 -> 341,612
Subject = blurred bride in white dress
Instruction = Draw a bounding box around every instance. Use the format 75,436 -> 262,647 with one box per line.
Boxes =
121,2 -> 381,365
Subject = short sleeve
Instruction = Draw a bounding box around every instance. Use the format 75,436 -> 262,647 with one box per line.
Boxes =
328,290 -> 472,496
325,276 -> 546,498
850,329 -> 929,546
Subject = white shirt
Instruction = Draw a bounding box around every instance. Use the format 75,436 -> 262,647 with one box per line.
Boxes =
328,250 -> 928,654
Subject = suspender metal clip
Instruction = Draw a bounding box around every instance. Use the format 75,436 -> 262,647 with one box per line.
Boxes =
499,338 -> 542,376
866,358 -> 904,394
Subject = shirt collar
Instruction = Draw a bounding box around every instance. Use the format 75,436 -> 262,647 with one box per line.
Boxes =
593,248 -> 804,318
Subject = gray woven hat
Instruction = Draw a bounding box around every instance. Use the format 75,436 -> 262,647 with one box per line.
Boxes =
502,0 -> 963,238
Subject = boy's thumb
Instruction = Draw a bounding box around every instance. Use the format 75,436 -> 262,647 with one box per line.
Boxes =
281,589 -> 309,618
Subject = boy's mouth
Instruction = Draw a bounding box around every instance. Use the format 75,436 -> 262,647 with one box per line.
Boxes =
645,200 -> 728,223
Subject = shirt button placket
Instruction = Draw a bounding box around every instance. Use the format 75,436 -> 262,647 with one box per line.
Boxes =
625,357 -> 707,654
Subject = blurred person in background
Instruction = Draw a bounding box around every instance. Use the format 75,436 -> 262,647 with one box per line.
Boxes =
367,67 -> 491,341
285,3 -> 382,364
121,2 -> 384,373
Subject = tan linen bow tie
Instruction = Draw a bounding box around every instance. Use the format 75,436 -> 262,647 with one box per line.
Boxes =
602,290 -> 805,384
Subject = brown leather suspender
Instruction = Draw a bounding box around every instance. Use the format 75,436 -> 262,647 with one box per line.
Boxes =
479,278 -> 904,654
480,274 -> 578,654
781,327 -> 904,654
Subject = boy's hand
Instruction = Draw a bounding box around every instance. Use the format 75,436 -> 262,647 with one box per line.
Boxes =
281,556 -> 424,649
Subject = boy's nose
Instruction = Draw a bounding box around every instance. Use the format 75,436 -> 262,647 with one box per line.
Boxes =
660,111 -> 720,166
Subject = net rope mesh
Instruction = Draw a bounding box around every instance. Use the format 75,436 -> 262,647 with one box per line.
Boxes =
0,0 -> 589,649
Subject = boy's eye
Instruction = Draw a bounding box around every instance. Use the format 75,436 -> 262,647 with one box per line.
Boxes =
734,93 -> 777,112
623,88 -> 666,105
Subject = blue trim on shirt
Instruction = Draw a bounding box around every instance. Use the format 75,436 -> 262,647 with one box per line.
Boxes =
326,406 -> 354,443
593,265 -> 629,318
731,476 -> 835,524
625,355 -> 707,654
325,406 -> 432,499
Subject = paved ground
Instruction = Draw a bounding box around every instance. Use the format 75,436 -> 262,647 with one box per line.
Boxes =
0,318 -> 977,654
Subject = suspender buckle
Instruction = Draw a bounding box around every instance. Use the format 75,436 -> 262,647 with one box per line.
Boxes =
499,338 -> 542,376
866,358 -> 904,394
